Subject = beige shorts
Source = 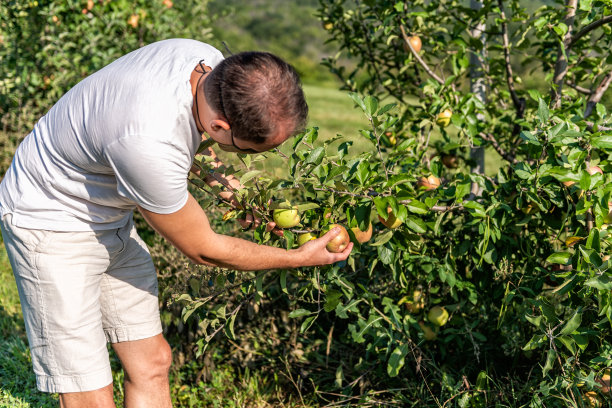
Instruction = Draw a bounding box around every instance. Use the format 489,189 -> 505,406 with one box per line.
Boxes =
0,214 -> 162,393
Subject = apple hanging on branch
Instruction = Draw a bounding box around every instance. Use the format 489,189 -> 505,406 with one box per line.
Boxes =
273,206 -> 301,229
436,109 -> 453,128
378,207 -> 403,229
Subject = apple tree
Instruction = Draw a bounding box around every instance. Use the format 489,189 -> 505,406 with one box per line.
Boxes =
176,0 -> 612,405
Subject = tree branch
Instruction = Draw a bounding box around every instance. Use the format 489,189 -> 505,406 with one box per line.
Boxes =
584,72 -> 612,118
566,82 -> 593,95
569,15 -> 612,48
585,121 -> 612,132
497,0 -> 520,111
551,0 -> 578,109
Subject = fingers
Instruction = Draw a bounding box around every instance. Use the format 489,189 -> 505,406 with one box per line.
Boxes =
334,242 -> 353,261
319,227 -> 341,243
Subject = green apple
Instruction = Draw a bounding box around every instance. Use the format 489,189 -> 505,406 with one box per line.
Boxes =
427,306 -> 449,327
436,109 -> 452,127
273,207 -> 300,229
378,207 -> 402,229
418,321 -> 437,341
320,224 -> 350,253
297,232 -> 316,246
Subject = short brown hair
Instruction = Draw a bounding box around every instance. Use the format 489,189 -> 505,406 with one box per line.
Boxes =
204,52 -> 308,144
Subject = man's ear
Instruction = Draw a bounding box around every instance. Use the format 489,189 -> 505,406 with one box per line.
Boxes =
210,119 -> 231,132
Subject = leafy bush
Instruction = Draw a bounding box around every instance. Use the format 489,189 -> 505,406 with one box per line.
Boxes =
0,0 -> 213,133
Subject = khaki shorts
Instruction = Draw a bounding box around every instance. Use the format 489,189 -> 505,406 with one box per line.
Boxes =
0,214 -> 162,393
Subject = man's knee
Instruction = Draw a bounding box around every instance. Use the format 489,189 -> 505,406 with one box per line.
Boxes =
125,337 -> 172,381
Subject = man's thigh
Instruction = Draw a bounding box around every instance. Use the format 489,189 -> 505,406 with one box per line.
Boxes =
101,221 -> 162,343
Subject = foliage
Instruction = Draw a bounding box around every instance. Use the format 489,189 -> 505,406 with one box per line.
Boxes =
176,0 -> 612,406
0,0 -> 213,133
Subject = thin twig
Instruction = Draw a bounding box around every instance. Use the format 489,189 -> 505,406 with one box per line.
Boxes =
480,133 -> 518,164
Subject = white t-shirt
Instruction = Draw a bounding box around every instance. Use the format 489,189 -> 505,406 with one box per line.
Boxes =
0,39 -> 224,231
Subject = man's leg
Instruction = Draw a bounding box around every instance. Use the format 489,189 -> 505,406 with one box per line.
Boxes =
101,220 -> 171,407
112,334 -> 172,408
59,384 -> 115,408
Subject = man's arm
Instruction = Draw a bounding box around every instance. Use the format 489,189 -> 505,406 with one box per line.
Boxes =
139,193 -> 353,270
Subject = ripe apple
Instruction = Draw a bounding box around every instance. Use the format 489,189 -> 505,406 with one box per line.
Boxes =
350,223 -> 373,243
320,224 -> 350,253
418,321 -> 437,341
587,165 -> 603,175
297,232 -> 316,247
562,180 -> 576,188
162,0 -> 173,7
87,0 -> 94,10
408,36 -> 422,53
378,207 -> 402,229
441,154 -> 458,169
273,207 -> 300,229
427,306 -> 449,327
436,109 -> 452,128
417,175 -> 441,190
581,391 -> 603,407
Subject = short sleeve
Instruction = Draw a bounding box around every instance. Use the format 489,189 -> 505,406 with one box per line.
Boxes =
104,134 -> 192,214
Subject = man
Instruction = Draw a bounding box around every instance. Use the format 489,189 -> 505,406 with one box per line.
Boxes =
0,38 -> 352,407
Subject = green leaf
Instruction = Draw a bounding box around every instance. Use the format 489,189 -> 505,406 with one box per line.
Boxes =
370,229 -> 394,246
224,309 -> 238,340
280,270 -> 288,294
591,135 -> 612,150
295,202 -> 320,211
289,309 -> 313,318
405,200 -> 429,215
542,349 -> 556,377
239,170 -> 261,185
405,215 -> 427,233
348,92 -> 367,113
387,344 -> 409,377
546,252 -> 572,264
304,147 -> 325,165
520,131 -> 541,146
585,275 -> 612,290
538,98 -> 549,124
363,95 -> 378,117
300,315 -> 317,333
559,311 -> 581,336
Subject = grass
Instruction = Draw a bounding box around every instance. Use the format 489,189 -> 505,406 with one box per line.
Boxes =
0,236 -> 59,408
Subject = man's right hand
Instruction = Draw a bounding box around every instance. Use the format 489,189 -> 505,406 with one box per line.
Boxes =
139,194 -> 353,270
294,227 -> 353,267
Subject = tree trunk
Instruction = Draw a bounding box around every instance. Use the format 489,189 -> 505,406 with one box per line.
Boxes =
470,0 -> 486,197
